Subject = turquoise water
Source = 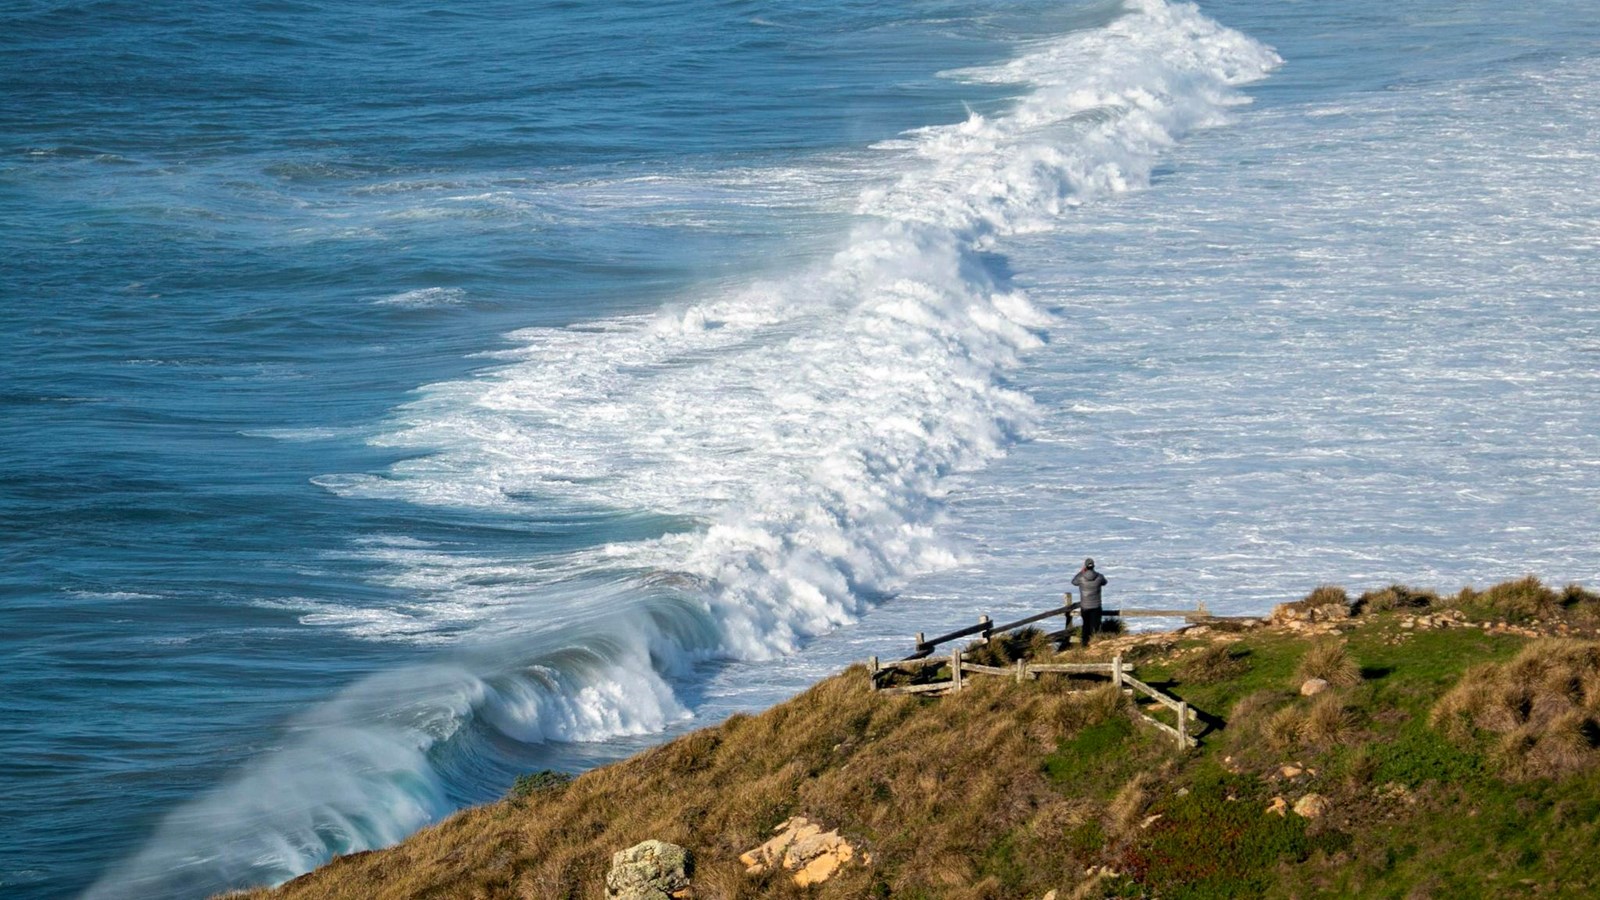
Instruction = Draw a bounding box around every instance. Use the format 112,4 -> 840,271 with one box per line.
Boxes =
3,0 -> 1596,897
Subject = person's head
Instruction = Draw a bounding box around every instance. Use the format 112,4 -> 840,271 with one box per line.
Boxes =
1083,558 -> 1095,570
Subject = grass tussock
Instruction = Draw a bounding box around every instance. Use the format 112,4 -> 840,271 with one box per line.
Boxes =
1263,705 -> 1305,752
1432,639 -> 1600,779
963,626 -> 1055,667
1177,644 -> 1250,684
1300,693 -> 1358,748
1443,575 -> 1600,624
1106,772 -> 1155,838
1295,641 -> 1360,688
1303,584 -> 1350,607
1254,693 -> 1357,754
1281,584 -> 1352,616
1474,575 -> 1562,622
1355,583 -> 1438,614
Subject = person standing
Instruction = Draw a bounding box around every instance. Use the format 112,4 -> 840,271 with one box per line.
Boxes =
1071,558 -> 1108,647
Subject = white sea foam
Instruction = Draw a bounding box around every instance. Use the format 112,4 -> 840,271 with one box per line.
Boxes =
64,590 -> 165,601
889,55 -> 1600,626
86,4 -> 1278,896
373,286 -> 468,308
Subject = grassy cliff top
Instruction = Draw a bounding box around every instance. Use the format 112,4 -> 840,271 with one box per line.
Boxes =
234,577 -> 1600,899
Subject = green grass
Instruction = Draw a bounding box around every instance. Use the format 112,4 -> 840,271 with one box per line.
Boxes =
509,769 -> 573,799
1075,612 -> 1600,897
1127,767 -> 1312,899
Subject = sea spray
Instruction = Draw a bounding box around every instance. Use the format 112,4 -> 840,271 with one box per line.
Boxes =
85,3 -> 1278,895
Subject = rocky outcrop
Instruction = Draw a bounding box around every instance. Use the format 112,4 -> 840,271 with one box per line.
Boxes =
1272,599 -> 1351,628
739,816 -> 869,887
606,840 -> 692,900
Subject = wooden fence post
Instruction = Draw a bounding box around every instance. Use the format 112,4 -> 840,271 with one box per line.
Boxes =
1015,659 -> 1026,684
1177,701 -> 1189,749
1112,654 -> 1124,688
979,614 -> 992,643
951,648 -> 963,692
869,656 -> 879,692
914,632 -> 925,652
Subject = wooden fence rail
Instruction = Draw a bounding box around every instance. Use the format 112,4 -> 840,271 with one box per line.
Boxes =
867,594 -> 1218,749
1121,674 -> 1195,749
902,596 -> 1225,659
868,650 -> 1195,749
908,605 -> 1078,659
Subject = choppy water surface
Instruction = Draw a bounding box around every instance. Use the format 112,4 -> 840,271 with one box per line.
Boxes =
1,0 -> 1596,896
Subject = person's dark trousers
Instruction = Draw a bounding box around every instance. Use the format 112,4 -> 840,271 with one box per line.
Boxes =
1081,608 -> 1102,647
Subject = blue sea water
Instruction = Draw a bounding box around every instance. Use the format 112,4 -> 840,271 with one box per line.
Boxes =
2,0 -> 1597,896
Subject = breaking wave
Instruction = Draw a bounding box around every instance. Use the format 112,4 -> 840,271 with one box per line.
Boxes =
85,3 -> 1277,896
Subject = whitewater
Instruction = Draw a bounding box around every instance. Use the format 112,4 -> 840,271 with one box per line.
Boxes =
63,3 -> 1276,894
3,0 -> 1597,897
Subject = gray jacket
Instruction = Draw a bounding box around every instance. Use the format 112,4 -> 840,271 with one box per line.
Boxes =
1072,569 -> 1108,609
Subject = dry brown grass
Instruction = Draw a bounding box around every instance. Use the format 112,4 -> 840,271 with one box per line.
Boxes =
1280,584 -> 1352,617
1300,693 -> 1357,748
1479,576 -> 1563,621
1355,583 -> 1438,614
239,667 -> 1151,900
1263,706 -> 1304,752
1255,691 -> 1356,754
1445,575 -> 1579,623
1106,772 -> 1154,839
1295,641 -> 1360,689
963,626 -> 1055,667
1304,584 -> 1351,607
1177,644 -> 1249,684
1432,639 -> 1600,780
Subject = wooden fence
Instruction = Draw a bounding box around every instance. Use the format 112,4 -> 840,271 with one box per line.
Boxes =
902,596 -> 1222,659
865,596 -> 1207,749
868,651 -> 1196,749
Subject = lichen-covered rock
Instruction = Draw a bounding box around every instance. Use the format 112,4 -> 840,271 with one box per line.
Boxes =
1293,793 -> 1328,819
739,816 -> 869,887
1300,678 -> 1329,697
606,840 -> 693,900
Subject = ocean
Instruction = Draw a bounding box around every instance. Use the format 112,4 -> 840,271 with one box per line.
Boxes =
2,0 -> 1596,896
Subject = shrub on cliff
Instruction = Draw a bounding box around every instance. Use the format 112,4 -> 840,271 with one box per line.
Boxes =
1295,640 -> 1360,689
1354,583 -> 1437,614
1432,639 -> 1600,780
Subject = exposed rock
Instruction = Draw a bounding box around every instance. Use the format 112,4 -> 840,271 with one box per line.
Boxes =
606,840 -> 692,900
1272,600 -> 1352,626
1139,813 -> 1163,829
739,817 -> 868,887
1280,764 -> 1304,778
1300,678 -> 1329,697
1293,793 -> 1328,819
1266,796 -> 1288,817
